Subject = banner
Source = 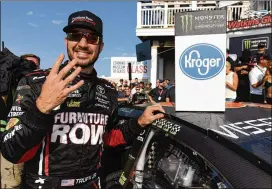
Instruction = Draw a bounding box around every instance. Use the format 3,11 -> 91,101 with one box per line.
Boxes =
242,37 -> 269,51
229,33 -> 271,57
175,10 -> 227,112
111,57 -> 150,80
227,13 -> 272,31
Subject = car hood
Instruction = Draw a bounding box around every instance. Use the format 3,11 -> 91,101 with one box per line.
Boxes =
118,102 -> 272,169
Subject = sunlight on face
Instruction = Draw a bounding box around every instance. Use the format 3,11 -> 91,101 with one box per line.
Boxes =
65,28 -> 103,67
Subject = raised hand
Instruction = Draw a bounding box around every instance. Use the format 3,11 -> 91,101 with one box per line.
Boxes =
36,54 -> 84,114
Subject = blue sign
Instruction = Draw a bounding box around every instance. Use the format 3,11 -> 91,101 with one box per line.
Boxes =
179,43 -> 225,80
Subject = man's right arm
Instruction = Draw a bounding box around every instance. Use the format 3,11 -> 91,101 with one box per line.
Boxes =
1,76 -> 53,164
249,71 -> 264,88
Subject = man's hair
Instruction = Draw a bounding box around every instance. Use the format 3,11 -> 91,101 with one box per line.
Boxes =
21,54 -> 41,65
258,54 -> 270,63
226,49 -> 230,54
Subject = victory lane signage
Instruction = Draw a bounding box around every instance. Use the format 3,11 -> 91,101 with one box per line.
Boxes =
175,10 -> 227,112
175,9 -> 227,36
242,37 -> 269,51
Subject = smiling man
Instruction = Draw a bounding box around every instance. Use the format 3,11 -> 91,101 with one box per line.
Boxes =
0,10 -> 165,189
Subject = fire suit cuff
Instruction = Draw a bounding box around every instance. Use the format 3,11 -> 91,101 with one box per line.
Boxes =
25,103 -> 54,131
129,119 -> 144,135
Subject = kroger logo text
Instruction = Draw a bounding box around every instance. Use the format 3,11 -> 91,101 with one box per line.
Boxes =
179,43 -> 225,80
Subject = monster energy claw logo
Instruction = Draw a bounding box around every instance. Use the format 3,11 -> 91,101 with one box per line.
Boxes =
244,40 -> 251,49
180,14 -> 193,33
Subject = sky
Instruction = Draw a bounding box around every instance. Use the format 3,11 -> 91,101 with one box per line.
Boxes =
1,1 -> 141,77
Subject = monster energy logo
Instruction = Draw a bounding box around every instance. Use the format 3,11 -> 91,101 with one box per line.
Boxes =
180,15 -> 193,33
244,40 -> 251,49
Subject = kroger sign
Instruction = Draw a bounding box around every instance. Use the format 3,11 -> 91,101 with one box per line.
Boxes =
179,43 -> 225,80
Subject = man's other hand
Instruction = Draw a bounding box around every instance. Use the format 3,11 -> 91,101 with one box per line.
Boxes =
137,104 -> 165,127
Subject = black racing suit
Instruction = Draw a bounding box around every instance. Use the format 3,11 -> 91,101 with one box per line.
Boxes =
0,67 -> 143,189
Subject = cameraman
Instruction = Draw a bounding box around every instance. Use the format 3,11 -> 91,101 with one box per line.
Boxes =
21,54 -> 41,69
0,52 -> 40,189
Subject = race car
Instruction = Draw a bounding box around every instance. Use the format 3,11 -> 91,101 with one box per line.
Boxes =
103,102 -> 272,189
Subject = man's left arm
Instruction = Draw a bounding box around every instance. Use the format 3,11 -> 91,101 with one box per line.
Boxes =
103,90 -> 165,147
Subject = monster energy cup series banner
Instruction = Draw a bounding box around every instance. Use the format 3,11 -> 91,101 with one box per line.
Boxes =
175,10 -> 227,112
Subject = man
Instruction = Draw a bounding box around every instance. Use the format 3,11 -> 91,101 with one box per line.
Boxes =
1,53 -> 40,189
134,77 -> 139,86
21,54 -> 41,69
256,42 -> 272,60
166,86 -> 175,103
249,55 -> 268,103
164,79 -> 171,89
142,82 -> 152,95
0,10 -> 165,189
148,79 -> 168,103
132,86 -> 147,104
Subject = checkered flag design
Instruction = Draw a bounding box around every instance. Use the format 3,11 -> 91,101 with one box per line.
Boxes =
147,142 -> 158,169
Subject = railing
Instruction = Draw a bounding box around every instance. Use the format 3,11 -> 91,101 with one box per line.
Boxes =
252,0 -> 272,11
227,5 -> 250,21
137,2 -> 251,29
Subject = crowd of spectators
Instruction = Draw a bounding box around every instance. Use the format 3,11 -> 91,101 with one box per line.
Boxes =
226,42 -> 272,105
108,77 -> 175,105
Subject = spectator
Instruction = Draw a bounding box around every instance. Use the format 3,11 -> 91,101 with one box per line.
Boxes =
111,81 -> 117,89
20,54 -> 41,69
164,79 -> 171,89
166,85 -> 175,103
124,79 -> 129,86
134,77 -> 139,86
117,85 -> 126,98
226,49 -> 235,71
131,82 -> 142,95
142,82 -> 152,95
235,49 -> 251,102
156,79 -> 160,88
256,42 -> 272,60
249,55 -> 268,103
139,81 -> 145,90
132,86 -> 147,104
225,61 -> 238,102
263,61 -> 272,104
118,79 -> 124,88
148,79 -> 168,103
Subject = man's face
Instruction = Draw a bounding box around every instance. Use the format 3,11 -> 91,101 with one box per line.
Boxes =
261,59 -> 269,67
156,80 -> 160,87
65,28 -> 103,67
25,57 -> 40,69
258,47 -> 265,54
118,86 -> 122,91
136,87 -> 140,94
159,81 -> 164,87
140,83 -> 144,88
